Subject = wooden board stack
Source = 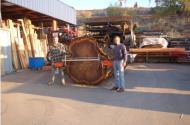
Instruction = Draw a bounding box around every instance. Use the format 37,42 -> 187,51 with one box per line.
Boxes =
129,48 -> 186,53
2,18 -> 48,70
129,48 -> 188,63
15,24 -> 29,69
168,38 -> 190,50
7,19 -> 20,70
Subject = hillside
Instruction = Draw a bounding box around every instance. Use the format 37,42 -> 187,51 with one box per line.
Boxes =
77,7 -> 190,38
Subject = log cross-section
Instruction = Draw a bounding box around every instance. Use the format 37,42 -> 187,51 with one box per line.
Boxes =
66,37 -> 108,85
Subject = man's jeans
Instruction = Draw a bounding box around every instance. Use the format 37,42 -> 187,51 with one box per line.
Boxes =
113,60 -> 125,89
49,66 -> 65,85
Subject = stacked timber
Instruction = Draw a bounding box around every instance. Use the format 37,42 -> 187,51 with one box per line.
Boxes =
15,24 -> 28,68
168,38 -> 190,50
7,19 -> 20,70
18,19 -> 33,57
32,33 -> 46,57
130,48 -> 186,53
2,19 -> 48,70
25,19 -> 47,58
129,48 -> 187,63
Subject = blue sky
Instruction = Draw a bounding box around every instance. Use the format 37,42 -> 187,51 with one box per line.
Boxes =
61,0 -> 156,10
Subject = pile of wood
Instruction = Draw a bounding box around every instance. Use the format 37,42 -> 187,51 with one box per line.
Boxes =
84,16 -> 132,26
129,48 -> 189,63
168,38 -> 190,50
1,18 -> 48,70
176,51 -> 190,63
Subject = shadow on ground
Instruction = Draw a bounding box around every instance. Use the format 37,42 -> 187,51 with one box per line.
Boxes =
2,63 -> 190,115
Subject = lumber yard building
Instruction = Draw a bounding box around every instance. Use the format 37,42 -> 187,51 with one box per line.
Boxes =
0,0 -> 77,75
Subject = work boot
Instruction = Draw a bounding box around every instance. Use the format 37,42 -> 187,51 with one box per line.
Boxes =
61,78 -> 65,85
48,75 -> 55,86
110,86 -> 118,91
48,81 -> 53,86
116,88 -> 125,92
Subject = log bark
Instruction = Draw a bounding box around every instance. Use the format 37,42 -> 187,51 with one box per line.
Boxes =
66,37 -> 109,85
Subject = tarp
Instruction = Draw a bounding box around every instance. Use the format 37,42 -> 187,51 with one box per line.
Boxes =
140,37 -> 168,48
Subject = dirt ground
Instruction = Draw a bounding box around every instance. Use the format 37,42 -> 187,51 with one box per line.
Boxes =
1,63 -> 190,125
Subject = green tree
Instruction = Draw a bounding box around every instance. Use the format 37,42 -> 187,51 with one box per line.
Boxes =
151,0 -> 190,17
180,0 -> 190,16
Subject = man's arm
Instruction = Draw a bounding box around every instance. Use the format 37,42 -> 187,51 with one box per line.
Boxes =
122,45 -> 128,64
60,44 -> 66,54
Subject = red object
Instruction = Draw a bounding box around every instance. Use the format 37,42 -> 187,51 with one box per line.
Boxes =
42,66 -> 51,71
63,27 -> 78,36
53,62 -> 64,68
101,60 -> 112,67
170,52 -> 188,58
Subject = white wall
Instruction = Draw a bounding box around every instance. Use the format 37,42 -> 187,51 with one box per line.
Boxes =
0,28 -> 13,75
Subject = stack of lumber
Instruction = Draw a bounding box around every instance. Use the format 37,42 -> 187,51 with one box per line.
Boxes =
7,19 -> 20,70
15,23 -> 28,69
129,48 -> 188,63
168,38 -> 190,50
22,19 -> 47,58
130,48 -> 186,53
32,34 -> 45,57
176,51 -> 190,63
18,19 -> 33,57
3,18 -> 48,70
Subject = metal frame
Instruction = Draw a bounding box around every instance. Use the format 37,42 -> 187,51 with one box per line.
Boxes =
64,55 -> 100,66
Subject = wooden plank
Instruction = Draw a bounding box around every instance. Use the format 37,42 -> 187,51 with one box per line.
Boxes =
32,33 -> 45,57
7,19 -> 20,70
0,20 -> 7,28
27,19 -> 35,57
15,38 -> 28,68
52,20 -> 57,31
29,34 -> 35,56
129,48 -> 186,53
18,19 -> 33,57
40,38 -> 48,58
15,24 -> 28,69
34,38 -> 43,57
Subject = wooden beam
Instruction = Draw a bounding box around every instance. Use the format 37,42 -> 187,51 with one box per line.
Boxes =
129,48 -> 186,54
52,20 -> 58,31
18,19 -> 33,57
7,19 -> 20,70
2,5 -> 26,12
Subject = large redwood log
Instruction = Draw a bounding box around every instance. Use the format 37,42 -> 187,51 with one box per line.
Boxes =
66,37 -> 110,85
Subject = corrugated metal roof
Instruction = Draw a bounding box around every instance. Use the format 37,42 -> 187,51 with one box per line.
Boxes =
5,0 -> 76,25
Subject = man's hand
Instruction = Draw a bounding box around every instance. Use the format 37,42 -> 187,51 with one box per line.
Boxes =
123,62 -> 126,67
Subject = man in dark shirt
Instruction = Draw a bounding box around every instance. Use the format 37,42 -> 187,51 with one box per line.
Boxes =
111,36 -> 127,92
